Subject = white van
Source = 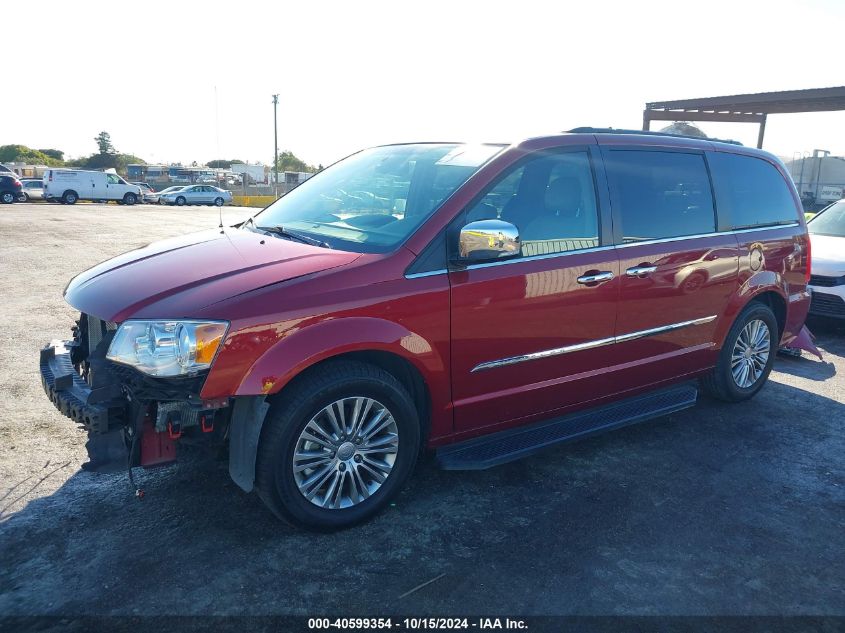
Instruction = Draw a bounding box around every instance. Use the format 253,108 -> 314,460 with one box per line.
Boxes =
42,169 -> 143,205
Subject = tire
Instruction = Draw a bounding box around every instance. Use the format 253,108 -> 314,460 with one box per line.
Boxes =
700,301 -> 778,402
1,191 -> 14,204
175,196 -> 186,206
62,190 -> 78,205
214,197 -> 224,207
123,193 -> 137,205
255,360 -> 421,530
20,193 -> 29,202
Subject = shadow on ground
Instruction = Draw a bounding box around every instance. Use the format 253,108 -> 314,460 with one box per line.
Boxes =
1,380 -> 843,617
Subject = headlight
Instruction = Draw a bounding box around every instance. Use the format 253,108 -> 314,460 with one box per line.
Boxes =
106,320 -> 229,377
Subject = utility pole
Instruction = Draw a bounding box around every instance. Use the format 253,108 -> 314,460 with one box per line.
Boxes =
272,94 -> 279,198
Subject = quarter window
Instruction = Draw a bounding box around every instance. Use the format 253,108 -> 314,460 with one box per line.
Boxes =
708,153 -> 799,229
465,151 -> 600,257
604,150 -> 716,242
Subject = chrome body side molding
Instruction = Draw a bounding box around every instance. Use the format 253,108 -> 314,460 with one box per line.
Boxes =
471,315 -> 718,373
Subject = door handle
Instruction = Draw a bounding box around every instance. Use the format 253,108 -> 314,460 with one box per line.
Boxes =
625,265 -> 657,277
577,271 -> 615,285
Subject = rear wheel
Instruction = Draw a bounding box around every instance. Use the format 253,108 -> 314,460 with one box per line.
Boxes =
123,192 -> 137,205
175,196 -> 186,206
1,192 -> 15,204
701,302 -> 778,402
255,360 -> 420,530
62,190 -> 78,204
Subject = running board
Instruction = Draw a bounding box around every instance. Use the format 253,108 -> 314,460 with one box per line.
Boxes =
436,383 -> 698,470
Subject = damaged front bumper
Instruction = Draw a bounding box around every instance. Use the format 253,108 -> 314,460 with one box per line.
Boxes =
40,338 -> 227,473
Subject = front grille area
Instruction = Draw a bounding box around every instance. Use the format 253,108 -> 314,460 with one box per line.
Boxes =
809,274 -> 845,288
83,313 -> 117,357
810,291 -> 845,318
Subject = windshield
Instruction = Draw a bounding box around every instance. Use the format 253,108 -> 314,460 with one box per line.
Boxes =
809,200 -> 845,237
251,143 -> 504,253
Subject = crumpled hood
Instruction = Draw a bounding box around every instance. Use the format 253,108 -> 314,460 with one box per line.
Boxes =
65,227 -> 360,322
810,234 -> 845,277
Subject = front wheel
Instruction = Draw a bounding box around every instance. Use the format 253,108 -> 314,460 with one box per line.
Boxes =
701,302 -> 778,402
214,197 -> 224,207
255,360 -> 421,530
123,193 -> 137,205
175,196 -> 186,206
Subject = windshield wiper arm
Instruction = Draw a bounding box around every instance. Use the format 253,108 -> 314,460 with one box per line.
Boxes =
258,225 -> 331,248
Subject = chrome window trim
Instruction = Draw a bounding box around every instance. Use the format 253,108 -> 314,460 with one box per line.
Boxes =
471,315 -> 718,373
616,223 -> 799,249
464,244 -> 617,271
731,222 -> 799,235
403,222 -> 800,278
405,269 -> 448,279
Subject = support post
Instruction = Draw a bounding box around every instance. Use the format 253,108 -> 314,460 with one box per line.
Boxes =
642,110 -> 651,131
756,113 -> 767,149
272,94 -> 279,198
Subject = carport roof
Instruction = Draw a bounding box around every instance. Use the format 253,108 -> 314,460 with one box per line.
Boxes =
642,86 -> 845,148
645,86 -> 845,116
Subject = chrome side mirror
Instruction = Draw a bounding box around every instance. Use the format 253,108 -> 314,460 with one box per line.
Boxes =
458,219 -> 520,263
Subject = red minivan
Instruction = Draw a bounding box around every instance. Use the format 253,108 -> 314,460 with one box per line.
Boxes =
41,129 -> 816,529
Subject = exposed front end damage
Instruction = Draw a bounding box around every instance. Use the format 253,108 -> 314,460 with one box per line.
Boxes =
40,313 -> 231,475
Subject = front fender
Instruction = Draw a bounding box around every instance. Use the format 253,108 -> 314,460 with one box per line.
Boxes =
231,317 -> 444,396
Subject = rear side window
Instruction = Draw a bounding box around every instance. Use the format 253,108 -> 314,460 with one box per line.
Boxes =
709,153 -> 799,229
604,150 -> 716,243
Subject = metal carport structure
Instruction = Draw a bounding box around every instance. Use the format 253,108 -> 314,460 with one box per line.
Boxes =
642,86 -> 845,148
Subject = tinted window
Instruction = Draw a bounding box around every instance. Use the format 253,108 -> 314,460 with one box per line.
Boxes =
709,152 -> 799,229
604,150 -> 715,242
465,151 -> 600,257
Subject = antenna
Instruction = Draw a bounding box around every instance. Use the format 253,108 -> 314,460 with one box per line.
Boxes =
215,86 -> 224,232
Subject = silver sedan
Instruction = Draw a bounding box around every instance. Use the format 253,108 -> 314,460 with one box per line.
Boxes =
159,185 -> 233,207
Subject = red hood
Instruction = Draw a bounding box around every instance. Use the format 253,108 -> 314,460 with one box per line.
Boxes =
64,227 -> 360,322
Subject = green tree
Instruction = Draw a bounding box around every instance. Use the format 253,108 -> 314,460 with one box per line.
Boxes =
207,159 -> 243,169
94,131 -> 115,155
274,150 -> 316,173
0,144 -> 64,166
38,148 -> 65,162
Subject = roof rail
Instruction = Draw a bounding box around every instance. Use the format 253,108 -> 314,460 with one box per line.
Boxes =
567,127 -> 743,146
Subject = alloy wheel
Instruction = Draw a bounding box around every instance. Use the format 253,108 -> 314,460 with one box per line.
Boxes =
292,397 -> 399,510
731,318 -> 771,388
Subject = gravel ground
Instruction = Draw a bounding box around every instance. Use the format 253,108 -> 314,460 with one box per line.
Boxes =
0,202 -> 843,617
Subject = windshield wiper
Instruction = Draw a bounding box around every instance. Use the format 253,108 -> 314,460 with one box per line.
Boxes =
258,225 -> 331,248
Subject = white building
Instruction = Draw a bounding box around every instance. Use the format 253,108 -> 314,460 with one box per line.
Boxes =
230,163 -> 267,184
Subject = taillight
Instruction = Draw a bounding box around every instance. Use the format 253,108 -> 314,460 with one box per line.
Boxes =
13,179 -> 21,188
805,237 -> 812,285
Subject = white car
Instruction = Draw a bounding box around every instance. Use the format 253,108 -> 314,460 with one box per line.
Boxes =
807,199 -> 845,319
20,179 -> 44,201
159,185 -> 233,207
43,169 -> 142,205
